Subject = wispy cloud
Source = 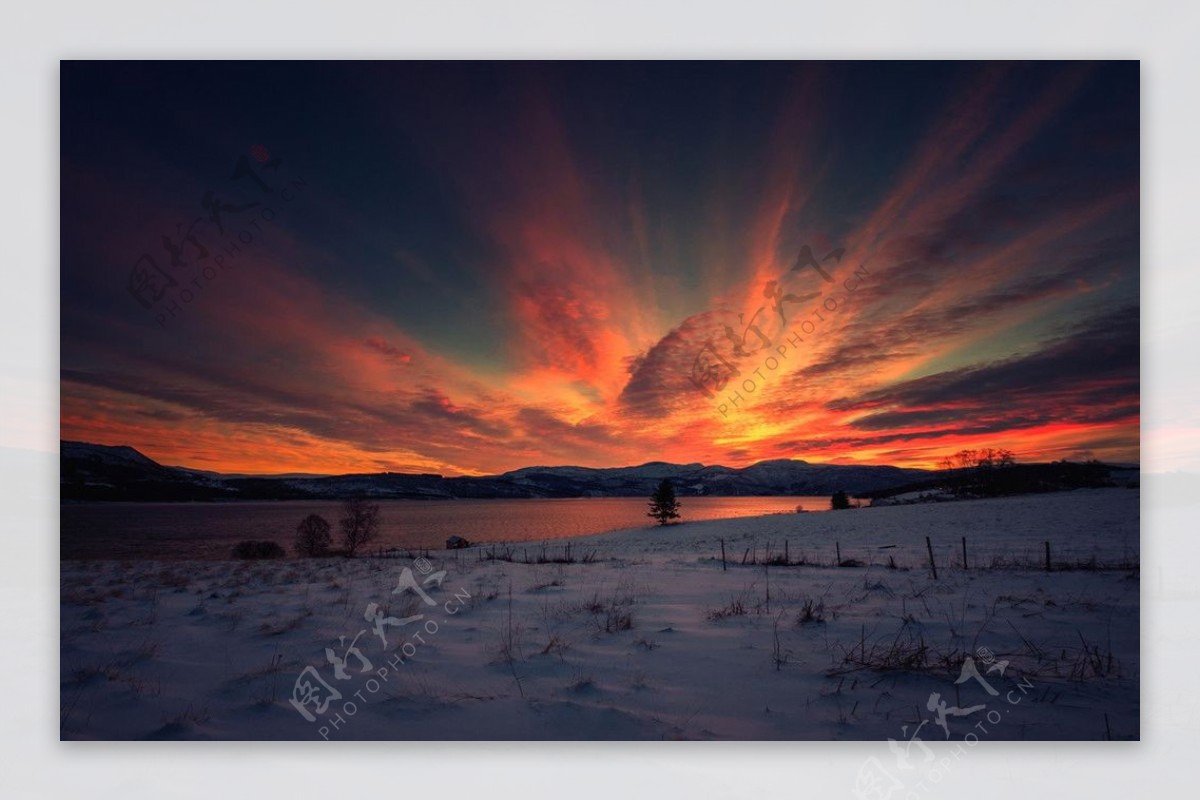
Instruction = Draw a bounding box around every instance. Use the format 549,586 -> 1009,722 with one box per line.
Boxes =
60,62 -> 1140,473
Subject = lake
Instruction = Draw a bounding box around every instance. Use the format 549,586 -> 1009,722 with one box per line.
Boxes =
60,496 -> 835,560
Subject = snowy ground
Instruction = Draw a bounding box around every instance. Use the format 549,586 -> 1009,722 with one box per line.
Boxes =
59,488 -> 1139,741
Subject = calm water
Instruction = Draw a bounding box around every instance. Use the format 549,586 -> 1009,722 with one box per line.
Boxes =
60,496 -> 834,560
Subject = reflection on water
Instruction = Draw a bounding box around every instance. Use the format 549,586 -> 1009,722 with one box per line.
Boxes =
61,496 -> 834,560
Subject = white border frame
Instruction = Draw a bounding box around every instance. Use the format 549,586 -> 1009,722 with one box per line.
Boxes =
5,1 -> 1197,797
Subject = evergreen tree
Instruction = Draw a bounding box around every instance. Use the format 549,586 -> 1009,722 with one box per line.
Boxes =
831,490 -> 851,510
648,478 -> 681,526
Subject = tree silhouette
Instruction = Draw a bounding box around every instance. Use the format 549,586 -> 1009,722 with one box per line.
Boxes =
831,490 -> 851,510
939,447 -> 1018,495
648,479 -> 681,526
295,513 -> 332,557
340,498 -> 380,556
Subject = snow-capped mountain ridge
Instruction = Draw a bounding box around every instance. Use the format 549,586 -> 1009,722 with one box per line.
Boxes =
61,441 -> 931,500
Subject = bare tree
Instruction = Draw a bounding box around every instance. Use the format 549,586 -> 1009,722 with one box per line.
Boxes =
295,513 -> 332,557
940,447 -> 1018,495
952,449 -> 980,470
339,498 -> 380,557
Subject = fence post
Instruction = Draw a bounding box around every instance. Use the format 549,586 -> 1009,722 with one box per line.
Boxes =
1045,541 -> 1052,572
925,536 -> 938,580
720,538 -> 727,571
962,536 -> 968,570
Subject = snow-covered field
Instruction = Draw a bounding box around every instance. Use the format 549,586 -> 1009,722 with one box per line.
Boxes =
59,488 -> 1139,741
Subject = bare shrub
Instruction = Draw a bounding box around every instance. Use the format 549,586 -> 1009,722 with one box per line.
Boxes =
295,514 -> 332,557
707,596 -> 747,621
232,540 -> 285,560
340,498 -> 380,557
797,597 -> 825,626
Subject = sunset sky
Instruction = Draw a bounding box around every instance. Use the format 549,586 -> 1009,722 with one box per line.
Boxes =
60,61 -> 1139,476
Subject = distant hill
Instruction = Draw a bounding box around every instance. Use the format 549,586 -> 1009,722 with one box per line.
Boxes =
860,460 -> 1129,501
61,440 -> 228,501
59,441 -> 932,502
498,458 -> 927,499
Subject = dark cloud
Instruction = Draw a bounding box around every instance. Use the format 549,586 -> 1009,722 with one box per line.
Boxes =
364,337 -> 412,363
514,407 -> 618,446
616,310 -> 732,418
831,305 -> 1139,435
407,389 -> 512,440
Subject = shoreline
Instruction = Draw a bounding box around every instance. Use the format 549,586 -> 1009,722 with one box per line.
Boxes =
60,487 -> 1139,740
58,487 -> 1136,562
